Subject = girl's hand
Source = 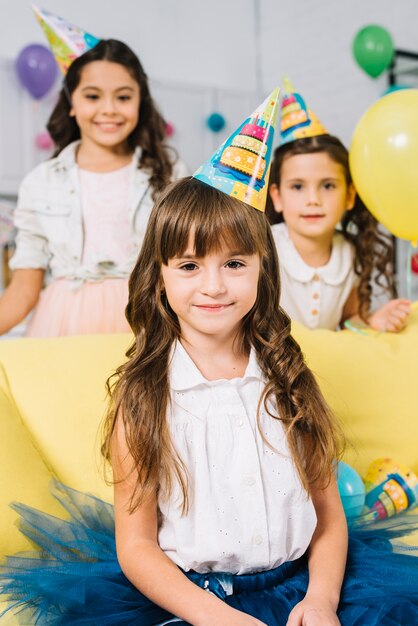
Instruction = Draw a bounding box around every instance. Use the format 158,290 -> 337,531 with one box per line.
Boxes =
368,298 -> 411,332
286,598 -> 340,626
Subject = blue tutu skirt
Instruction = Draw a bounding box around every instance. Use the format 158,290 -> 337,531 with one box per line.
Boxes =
1,481 -> 418,626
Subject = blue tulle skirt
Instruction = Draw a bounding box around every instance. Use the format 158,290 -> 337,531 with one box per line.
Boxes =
1,481 -> 418,626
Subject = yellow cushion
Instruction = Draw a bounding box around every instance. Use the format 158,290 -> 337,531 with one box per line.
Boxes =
292,308 -> 418,477
0,366 -> 63,554
0,334 -> 131,503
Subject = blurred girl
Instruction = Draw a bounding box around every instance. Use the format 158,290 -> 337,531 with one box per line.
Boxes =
267,86 -> 410,332
2,37 -> 187,337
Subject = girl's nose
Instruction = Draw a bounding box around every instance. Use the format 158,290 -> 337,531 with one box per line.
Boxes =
201,269 -> 227,297
101,97 -> 117,114
307,187 -> 321,206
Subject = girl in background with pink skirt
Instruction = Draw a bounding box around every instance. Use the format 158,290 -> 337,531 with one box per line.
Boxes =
2,11 -> 187,338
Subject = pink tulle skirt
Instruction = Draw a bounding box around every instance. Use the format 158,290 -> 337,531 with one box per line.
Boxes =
25,278 -> 131,337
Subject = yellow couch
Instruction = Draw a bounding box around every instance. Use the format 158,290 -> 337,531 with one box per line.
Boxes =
1,315 -> 418,623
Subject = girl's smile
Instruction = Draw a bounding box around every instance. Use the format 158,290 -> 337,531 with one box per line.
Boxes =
193,303 -> 233,311
93,121 -> 125,132
301,213 -> 326,221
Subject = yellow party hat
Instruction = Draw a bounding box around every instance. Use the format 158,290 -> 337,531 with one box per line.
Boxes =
32,5 -> 100,74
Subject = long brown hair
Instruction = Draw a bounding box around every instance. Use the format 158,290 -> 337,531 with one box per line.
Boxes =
47,39 -> 174,199
102,177 -> 343,512
266,135 -> 397,320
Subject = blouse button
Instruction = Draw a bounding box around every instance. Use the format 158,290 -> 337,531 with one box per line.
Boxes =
253,535 -> 263,545
311,309 -> 319,316
313,274 -> 320,281
235,418 -> 244,427
245,476 -> 256,486
312,293 -> 319,300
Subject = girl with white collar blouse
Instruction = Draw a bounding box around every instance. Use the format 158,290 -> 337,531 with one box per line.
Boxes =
267,133 -> 410,332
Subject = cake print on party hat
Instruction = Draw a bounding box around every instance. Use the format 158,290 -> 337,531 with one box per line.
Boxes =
32,5 -> 100,74
194,86 -> 280,211
279,77 -> 328,146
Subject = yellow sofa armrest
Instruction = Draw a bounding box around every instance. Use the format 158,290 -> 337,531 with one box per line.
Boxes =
292,311 -> 418,476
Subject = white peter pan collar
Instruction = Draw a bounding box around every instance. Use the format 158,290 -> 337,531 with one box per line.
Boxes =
170,340 -> 262,392
273,223 -> 354,286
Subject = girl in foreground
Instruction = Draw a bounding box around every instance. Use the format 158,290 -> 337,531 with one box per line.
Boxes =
99,177 -> 416,626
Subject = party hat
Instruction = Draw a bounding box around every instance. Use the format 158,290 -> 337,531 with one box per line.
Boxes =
279,77 -> 328,146
193,87 -> 280,212
32,5 -> 100,74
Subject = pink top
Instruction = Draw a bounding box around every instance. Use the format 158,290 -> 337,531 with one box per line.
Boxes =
79,163 -> 135,269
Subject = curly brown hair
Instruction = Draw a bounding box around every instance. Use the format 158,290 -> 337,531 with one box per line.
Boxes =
102,177 -> 344,513
266,135 -> 397,321
47,39 -> 174,199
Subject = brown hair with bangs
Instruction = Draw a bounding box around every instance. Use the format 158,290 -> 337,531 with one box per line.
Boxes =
102,176 -> 343,513
266,135 -> 397,321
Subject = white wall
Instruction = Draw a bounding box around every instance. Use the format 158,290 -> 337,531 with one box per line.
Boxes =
0,0 -> 256,90
1,0 -> 418,147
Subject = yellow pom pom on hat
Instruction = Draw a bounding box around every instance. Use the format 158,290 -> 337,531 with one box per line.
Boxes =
279,77 -> 328,145
32,5 -> 100,75
193,86 -> 280,212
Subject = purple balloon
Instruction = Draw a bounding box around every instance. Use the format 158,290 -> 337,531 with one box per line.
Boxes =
15,43 -> 58,99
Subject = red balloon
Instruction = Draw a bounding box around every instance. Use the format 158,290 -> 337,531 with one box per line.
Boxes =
411,252 -> 418,275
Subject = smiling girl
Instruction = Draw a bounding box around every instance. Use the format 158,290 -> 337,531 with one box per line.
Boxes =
2,38 -> 187,337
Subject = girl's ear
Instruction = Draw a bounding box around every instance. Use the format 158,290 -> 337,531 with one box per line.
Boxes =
69,108 -> 75,117
269,184 -> 283,215
346,183 -> 356,211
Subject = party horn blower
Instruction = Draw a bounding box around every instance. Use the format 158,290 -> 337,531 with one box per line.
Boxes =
364,458 -> 418,520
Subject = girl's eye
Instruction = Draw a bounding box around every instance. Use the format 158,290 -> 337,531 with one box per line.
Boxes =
290,183 -> 303,190
85,94 -> 99,100
179,263 -> 198,271
323,182 -> 336,190
225,260 -> 244,269
118,95 -> 132,101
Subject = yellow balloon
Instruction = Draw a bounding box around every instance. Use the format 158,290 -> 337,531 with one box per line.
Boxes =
349,89 -> 418,242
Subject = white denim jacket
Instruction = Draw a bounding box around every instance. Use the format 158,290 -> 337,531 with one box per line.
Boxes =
10,141 -> 188,281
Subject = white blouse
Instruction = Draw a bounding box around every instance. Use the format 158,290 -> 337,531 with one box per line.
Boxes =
271,223 -> 359,330
157,341 -> 317,575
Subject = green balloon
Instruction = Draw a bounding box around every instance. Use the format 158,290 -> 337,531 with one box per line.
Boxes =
353,25 -> 394,78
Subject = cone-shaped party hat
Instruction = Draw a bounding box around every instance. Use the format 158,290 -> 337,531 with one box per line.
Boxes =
279,77 -> 328,146
193,87 -> 280,212
32,5 -> 100,74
